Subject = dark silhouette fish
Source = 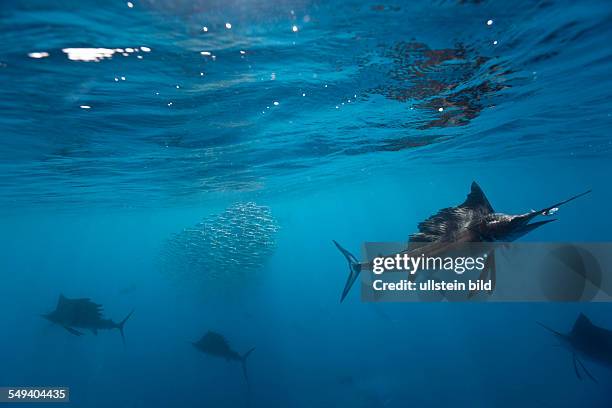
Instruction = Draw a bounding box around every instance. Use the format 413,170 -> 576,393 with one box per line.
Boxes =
539,313 -> 612,383
334,181 -> 591,302
42,294 -> 133,344
192,331 -> 255,383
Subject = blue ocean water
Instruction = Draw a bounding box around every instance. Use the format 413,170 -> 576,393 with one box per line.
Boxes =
1,0 -> 612,406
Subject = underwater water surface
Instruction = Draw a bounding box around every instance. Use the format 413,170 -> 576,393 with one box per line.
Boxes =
1,0 -> 612,407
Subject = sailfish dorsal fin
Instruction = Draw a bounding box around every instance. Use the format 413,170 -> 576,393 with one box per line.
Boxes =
461,181 -> 495,213
409,182 -> 494,243
573,313 -> 593,332
57,294 -> 68,307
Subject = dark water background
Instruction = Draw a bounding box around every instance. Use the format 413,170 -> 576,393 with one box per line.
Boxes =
1,0 -> 612,406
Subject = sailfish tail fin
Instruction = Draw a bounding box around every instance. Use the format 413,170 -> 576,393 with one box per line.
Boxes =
333,240 -> 362,303
117,310 -> 134,345
240,347 -> 255,384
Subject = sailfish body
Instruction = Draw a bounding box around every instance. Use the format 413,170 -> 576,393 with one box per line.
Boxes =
334,181 -> 591,302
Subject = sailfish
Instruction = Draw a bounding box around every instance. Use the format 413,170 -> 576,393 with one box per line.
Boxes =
539,313 -> 612,382
192,331 -> 255,384
42,294 -> 133,343
334,181 -> 591,302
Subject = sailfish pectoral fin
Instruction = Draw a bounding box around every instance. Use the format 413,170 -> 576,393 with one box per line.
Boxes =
575,356 -> 598,383
571,353 -> 598,382
468,250 -> 496,299
63,326 -> 84,336
572,354 -> 582,380
524,219 -> 557,230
